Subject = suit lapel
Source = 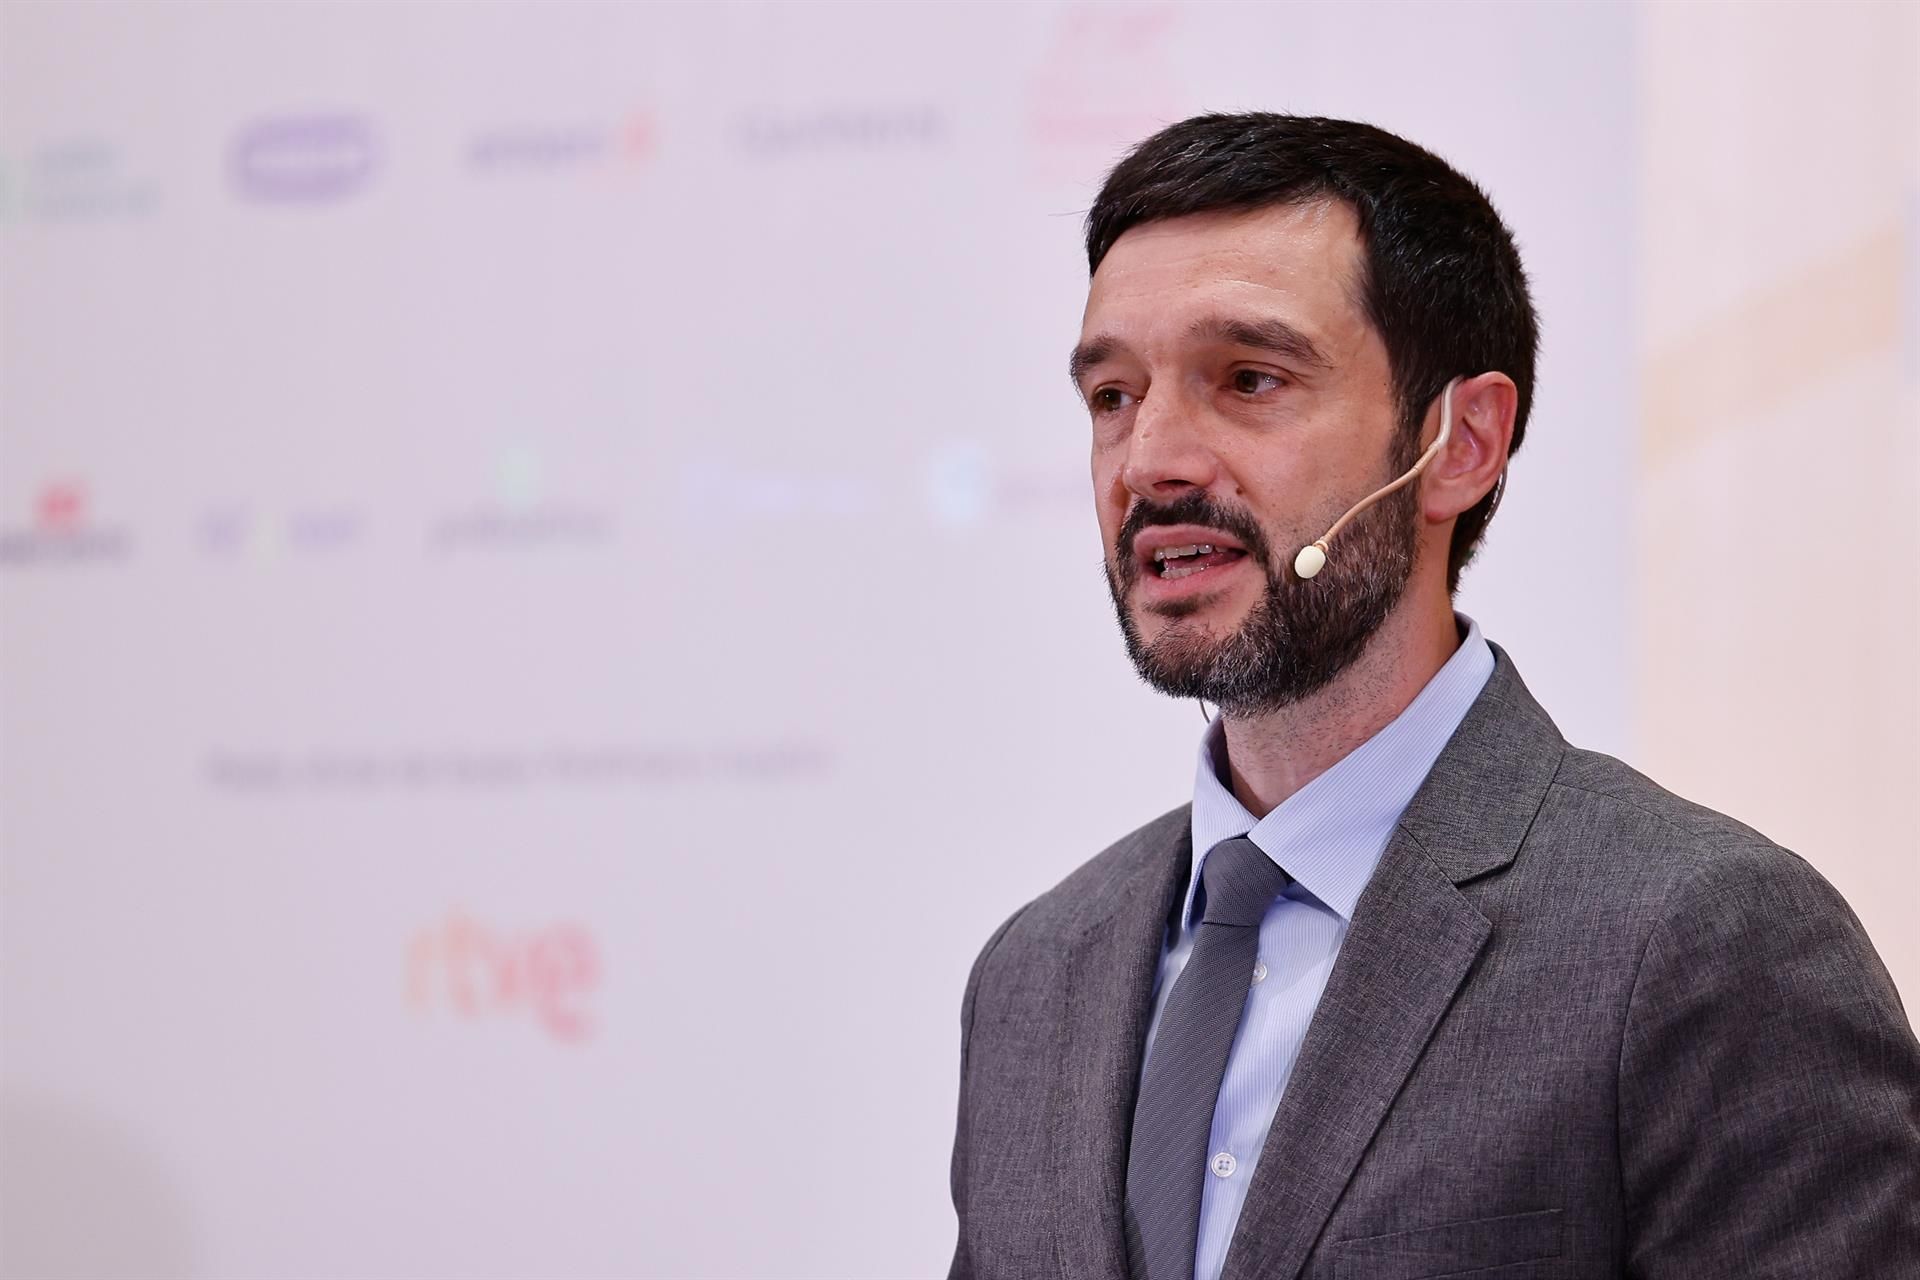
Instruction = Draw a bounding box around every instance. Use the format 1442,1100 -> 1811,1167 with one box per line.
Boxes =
1040,650 -> 1563,1280
1051,817 -> 1192,1280
1219,649 -> 1565,1280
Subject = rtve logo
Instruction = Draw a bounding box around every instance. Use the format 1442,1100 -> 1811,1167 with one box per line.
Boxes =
407,911 -> 600,1043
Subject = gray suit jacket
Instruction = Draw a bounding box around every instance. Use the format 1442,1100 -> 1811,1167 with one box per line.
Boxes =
948,651 -> 1920,1279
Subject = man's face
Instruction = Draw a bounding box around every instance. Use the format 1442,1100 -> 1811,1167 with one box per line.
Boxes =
1073,201 -> 1419,714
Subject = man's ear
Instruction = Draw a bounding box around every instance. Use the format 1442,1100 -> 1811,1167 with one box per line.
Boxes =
1422,371 -> 1517,525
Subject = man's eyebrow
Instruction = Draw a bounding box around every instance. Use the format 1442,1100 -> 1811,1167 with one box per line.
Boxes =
1188,315 -> 1333,369
1068,336 -> 1119,386
1068,317 -> 1333,386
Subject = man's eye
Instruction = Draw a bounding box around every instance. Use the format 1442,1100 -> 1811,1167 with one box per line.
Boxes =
1090,387 -> 1137,414
1231,369 -> 1283,396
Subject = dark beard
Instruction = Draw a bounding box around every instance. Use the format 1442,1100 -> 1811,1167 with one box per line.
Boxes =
1105,473 -> 1418,717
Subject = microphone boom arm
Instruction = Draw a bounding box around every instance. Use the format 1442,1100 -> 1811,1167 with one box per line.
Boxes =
1293,376 -> 1461,580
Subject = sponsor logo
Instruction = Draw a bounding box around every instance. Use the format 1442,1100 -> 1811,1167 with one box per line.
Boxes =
407,911 -> 600,1043
37,480 -> 85,530
678,450 -> 1083,528
199,505 -> 363,560
1022,4 -> 1185,183
466,111 -> 655,175
7,140 -> 159,222
733,105 -> 944,157
428,502 -> 612,551
0,480 -> 130,567
205,740 -> 833,792
230,114 -> 378,204
429,446 -> 613,552
677,457 -> 869,521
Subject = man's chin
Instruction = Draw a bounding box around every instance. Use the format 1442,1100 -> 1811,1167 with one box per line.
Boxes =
1128,614 -> 1246,671
1128,637 -> 1248,705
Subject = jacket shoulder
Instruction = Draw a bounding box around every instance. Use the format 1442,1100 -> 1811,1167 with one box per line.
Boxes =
1550,747 -> 1773,849
1540,746 -> 1850,924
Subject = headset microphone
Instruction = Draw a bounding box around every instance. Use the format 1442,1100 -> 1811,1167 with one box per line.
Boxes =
1293,377 -> 1462,580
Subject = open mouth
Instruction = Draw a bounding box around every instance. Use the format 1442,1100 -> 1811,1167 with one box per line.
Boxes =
1150,543 -> 1249,581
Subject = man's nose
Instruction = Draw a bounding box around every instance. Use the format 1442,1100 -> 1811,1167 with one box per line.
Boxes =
1121,390 -> 1220,502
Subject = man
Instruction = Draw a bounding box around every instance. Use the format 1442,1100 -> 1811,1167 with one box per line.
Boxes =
946,114 -> 1920,1280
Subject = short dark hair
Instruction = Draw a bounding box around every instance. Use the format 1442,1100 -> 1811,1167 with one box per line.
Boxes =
1086,113 -> 1538,592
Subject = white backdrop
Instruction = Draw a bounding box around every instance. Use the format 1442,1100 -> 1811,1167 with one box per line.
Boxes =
4,3 -> 1654,1277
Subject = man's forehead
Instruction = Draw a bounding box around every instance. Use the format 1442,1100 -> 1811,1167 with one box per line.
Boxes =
1082,199 -> 1367,329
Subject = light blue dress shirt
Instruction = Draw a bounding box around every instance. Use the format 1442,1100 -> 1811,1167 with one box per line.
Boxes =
1140,616 -> 1494,1280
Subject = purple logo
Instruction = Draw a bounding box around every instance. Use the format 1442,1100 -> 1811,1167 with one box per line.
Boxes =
230,115 -> 378,203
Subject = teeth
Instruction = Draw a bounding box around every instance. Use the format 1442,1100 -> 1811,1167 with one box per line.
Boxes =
1153,542 -> 1240,580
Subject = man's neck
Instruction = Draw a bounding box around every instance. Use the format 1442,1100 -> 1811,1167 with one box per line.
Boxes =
1219,588 -> 1461,819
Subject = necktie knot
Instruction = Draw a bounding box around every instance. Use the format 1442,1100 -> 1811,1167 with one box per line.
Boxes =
1197,836 -> 1289,928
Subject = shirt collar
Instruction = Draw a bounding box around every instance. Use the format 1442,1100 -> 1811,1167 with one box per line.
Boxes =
1183,613 -> 1495,929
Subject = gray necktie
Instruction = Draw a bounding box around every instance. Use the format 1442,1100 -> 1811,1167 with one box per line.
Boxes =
1125,836 -> 1291,1280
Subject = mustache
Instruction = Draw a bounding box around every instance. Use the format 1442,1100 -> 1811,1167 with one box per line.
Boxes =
1116,491 -> 1275,581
